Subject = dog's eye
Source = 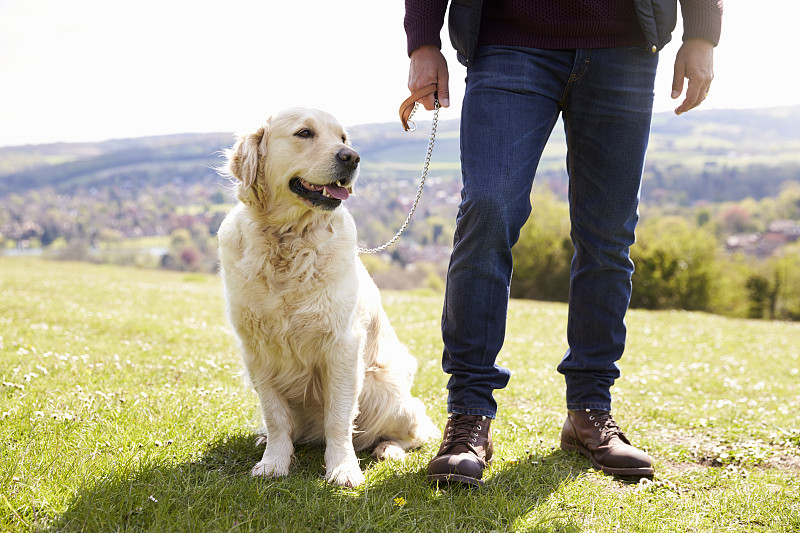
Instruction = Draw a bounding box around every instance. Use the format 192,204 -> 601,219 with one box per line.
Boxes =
341,135 -> 347,143
295,129 -> 315,139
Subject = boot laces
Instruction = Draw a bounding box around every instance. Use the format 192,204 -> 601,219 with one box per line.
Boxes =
588,411 -> 624,444
443,415 -> 484,451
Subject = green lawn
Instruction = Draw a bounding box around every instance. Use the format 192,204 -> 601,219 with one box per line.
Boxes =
1,257 -> 799,532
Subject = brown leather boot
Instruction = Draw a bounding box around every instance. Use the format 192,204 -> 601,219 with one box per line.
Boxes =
427,414 -> 493,487
561,409 -> 654,477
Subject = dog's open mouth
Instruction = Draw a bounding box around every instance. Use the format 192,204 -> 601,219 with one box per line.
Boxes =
289,177 -> 353,210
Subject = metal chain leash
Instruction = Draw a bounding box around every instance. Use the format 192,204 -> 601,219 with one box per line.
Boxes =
357,98 -> 440,254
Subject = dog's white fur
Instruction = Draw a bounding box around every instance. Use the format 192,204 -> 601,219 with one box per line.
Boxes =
217,108 -> 437,487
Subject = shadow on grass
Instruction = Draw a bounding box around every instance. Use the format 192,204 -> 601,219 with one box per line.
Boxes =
51,432 -> 586,532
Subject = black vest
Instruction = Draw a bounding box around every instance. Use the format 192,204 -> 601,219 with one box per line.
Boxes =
447,0 -> 678,65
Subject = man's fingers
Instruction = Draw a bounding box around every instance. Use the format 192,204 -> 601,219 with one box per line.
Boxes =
418,94 -> 437,111
675,83 -> 704,115
436,68 -> 450,108
675,75 -> 712,114
671,59 -> 686,100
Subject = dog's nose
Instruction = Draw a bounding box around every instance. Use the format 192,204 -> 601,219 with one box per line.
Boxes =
337,148 -> 360,171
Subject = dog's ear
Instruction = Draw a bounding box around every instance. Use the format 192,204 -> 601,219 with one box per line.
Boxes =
226,126 -> 266,190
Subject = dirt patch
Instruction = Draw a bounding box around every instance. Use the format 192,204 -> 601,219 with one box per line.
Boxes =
646,426 -> 800,471
764,454 -> 800,471
660,459 -> 708,473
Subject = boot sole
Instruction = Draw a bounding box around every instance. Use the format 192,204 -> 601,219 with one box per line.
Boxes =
561,441 -> 654,477
427,472 -> 484,488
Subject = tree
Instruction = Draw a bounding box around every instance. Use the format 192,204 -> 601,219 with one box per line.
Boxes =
718,204 -> 753,234
179,246 -> 203,271
708,254 -> 754,318
745,273 -> 774,319
771,243 -> 800,320
631,217 -> 719,311
210,191 -> 228,205
510,187 -> 572,302
776,183 -> 800,219
169,228 -> 193,250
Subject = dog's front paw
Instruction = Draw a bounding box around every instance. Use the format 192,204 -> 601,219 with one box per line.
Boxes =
251,458 -> 290,478
326,459 -> 365,487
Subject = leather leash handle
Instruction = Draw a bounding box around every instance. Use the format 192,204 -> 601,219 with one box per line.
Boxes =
399,83 -> 438,131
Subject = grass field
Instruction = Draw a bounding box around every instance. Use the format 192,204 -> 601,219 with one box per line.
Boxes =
2,257 -> 799,532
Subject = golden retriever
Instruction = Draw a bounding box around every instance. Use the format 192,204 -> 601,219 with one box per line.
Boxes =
217,108 -> 437,487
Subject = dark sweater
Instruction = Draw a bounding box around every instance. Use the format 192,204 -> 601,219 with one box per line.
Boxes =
405,0 -> 722,55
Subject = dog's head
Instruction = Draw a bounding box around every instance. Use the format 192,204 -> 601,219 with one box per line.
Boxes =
223,108 -> 359,216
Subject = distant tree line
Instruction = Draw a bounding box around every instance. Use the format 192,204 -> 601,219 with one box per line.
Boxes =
510,184 -> 800,321
2,165 -> 800,321
643,162 -> 800,205
0,183 -> 229,272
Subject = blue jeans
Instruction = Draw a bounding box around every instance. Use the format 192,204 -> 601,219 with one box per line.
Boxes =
442,45 -> 658,417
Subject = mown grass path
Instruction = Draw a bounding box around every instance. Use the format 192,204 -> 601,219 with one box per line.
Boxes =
2,257 -> 798,532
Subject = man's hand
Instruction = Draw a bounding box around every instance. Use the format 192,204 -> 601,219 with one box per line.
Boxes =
408,45 -> 450,110
672,38 -> 715,115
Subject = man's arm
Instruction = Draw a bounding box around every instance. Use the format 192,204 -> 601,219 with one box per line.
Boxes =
404,0 -> 450,110
672,0 -> 723,115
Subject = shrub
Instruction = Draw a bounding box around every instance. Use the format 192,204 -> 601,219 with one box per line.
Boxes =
631,217 -> 718,311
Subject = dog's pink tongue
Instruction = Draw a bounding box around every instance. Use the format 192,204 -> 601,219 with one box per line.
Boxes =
324,184 -> 350,200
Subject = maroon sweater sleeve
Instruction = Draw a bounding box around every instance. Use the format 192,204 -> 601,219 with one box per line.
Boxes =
680,0 -> 723,46
404,0 -> 723,56
404,0 -> 449,56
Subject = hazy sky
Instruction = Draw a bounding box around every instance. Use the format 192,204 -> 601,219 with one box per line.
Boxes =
0,1 -> 795,147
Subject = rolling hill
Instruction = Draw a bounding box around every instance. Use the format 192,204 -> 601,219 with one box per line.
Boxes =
2,105 -> 799,204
